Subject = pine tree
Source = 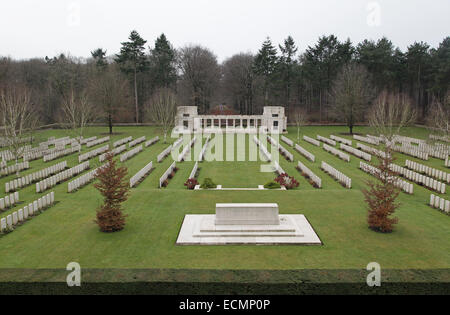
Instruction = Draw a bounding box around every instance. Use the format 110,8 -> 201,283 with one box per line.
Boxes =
115,30 -> 149,123
150,33 -> 177,89
254,37 -> 278,106
91,48 -> 108,69
94,152 -> 130,232
279,36 -> 298,111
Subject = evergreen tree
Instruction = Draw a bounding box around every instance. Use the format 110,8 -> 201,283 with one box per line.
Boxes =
356,37 -> 397,91
254,37 -> 278,106
94,152 -> 130,233
406,42 -> 432,115
115,30 -> 149,123
91,48 -> 108,69
149,33 -> 177,89
278,36 -> 298,111
430,37 -> 450,100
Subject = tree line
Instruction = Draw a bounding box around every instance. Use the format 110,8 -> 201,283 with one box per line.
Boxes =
0,31 -> 448,133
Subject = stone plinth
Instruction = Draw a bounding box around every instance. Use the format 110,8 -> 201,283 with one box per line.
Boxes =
176,203 -> 322,245
215,203 -> 279,225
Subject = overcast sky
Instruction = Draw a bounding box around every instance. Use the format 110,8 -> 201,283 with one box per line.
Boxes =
0,0 -> 449,62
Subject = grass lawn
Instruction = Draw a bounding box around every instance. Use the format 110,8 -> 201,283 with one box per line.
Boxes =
0,125 -> 449,275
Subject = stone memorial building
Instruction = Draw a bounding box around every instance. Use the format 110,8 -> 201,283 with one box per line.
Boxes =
175,106 -> 287,133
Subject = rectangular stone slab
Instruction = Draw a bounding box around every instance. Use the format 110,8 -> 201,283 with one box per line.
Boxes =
215,203 -> 280,225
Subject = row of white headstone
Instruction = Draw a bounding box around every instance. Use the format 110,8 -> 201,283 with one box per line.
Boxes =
99,145 -> 127,162
54,137 -> 73,148
340,143 -> 371,161
178,136 -> 197,162
129,136 -> 146,148
353,134 -> 379,145
323,144 -> 350,162
273,161 -> 285,175
130,161 -> 153,188
268,136 -> 293,162
405,160 -> 450,183
393,135 -> 425,145
120,145 -> 143,162
359,161 -> 414,194
392,144 -> 429,160
24,141 -> 70,162
114,136 -> 132,148
317,135 -> 336,146
0,161 -> 30,176
253,136 -> 272,161
157,145 -> 173,163
173,137 -> 183,149
5,161 -> 67,193
87,136 -> 110,148
389,163 -> 446,194
78,145 -> 109,163
281,135 -> 294,147
36,161 -> 90,193
198,135 -> 211,162
429,194 -> 450,214
23,148 -> 46,162
330,135 -> 352,146
416,142 -> 449,160
366,134 -> 384,144
0,192 -> 55,234
0,136 -> 33,148
68,165 -> 104,192
297,161 -> 322,188
43,145 -> 80,162
0,192 -> 19,210
145,136 -> 160,147
79,136 -> 97,145
303,135 -> 320,147
356,143 -> 388,159
321,161 -> 351,188
159,161 -> 177,188
430,134 -> 449,143
294,144 -> 315,162
446,157 -> 450,168
189,162 -> 199,180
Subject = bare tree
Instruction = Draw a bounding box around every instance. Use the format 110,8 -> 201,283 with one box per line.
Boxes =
331,63 -> 373,135
60,89 -> 96,151
291,107 -> 308,143
177,45 -> 221,113
368,91 -> 417,146
145,88 -> 177,143
0,85 -> 39,172
426,92 -> 450,141
222,53 -> 255,114
89,64 -> 130,135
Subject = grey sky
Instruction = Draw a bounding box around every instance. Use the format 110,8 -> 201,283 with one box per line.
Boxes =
0,0 -> 449,62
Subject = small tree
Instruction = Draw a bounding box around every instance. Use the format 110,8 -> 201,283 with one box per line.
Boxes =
60,89 -> 96,152
145,88 -> 177,143
94,152 -> 130,233
291,107 -> 308,143
362,153 -> 400,233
